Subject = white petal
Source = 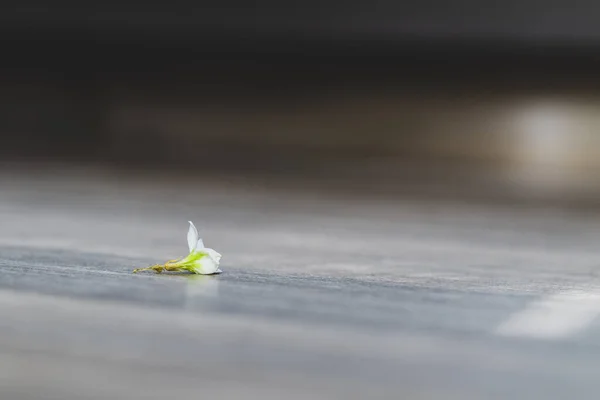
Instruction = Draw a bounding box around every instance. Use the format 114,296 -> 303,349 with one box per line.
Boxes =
191,256 -> 220,275
187,221 -> 199,253
196,238 -> 205,249
190,248 -> 222,275
204,248 -> 222,263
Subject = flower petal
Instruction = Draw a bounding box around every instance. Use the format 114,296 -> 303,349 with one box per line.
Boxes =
187,221 -> 199,253
196,238 -> 205,249
191,256 -> 220,274
204,248 -> 222,263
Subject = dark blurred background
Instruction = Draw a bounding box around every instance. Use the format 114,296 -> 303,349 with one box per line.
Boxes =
2,1 -> 600,204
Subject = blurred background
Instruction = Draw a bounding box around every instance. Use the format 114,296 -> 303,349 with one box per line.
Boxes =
5,3 -> 600,400
2,1 -> 600,204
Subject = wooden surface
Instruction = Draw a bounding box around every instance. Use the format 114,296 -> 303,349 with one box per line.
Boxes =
1,165 -> 600,399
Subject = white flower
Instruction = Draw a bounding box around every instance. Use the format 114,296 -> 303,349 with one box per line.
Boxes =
183,221 -> 222,274
133,221 -> 222,275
